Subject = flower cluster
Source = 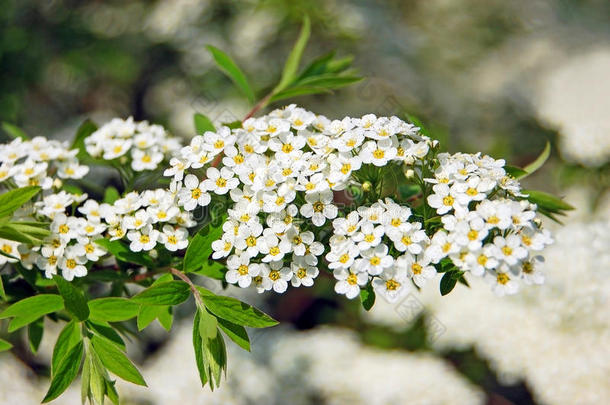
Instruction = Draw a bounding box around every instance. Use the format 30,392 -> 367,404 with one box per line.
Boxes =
0,105 -> 554,300
85,117 -> 182,171
424,152 -> 553,295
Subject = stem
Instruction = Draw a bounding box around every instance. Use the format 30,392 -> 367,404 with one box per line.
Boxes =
169,267 -> 203,307
242,93 -> 272,122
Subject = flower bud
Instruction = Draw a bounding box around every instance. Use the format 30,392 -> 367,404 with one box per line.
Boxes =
405,169 -> 415,179
362,181 -> 372,192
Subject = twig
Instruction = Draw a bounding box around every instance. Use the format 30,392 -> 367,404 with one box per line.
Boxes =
169,267 -> 203,307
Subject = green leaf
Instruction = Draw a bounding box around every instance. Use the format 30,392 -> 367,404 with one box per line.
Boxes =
88,297 -> 139,322
296,74 -> 362,89
86,320 -> 126,350
194,113 -> 216,134
2,222 -> 50,241
88,346 -> 108,405
198,306 -> 218,340
197,287 -> 278,328
440,271 -> 459,296
0,337 -> 13,352
28,317 -> 44,354
0,186 -> 41,218
52,321 -> 81,374
71,119 -> 98,161
270,85 -> 332,103
137,305 -> 171,331
54,275 -> 89,321
90,335 -> 147,386
183,223 -> 224,273
103,187 -> 120,204
106,379 -> 119,405
522,190 -> 574,213
94,238 -> 153,267
522,141 -> 551,178
131,280 -> 191,306
0,294 -> 64,332
81,351 -> 91,404
217,317 -> 250,351
204,330 -> 227,390
2,122 -> 28,140
206,45 -> 255,104
297,51 -> 336,79
359,283 -> 376,311
274,15 -> 311,93
504,165 -> 528,179
42,340 -> 84,403
192,261 -> 226,280
0,275 -> 6,301
192,310 -> 208,387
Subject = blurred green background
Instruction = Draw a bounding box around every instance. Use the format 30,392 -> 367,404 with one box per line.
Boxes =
2,1 -> 609,404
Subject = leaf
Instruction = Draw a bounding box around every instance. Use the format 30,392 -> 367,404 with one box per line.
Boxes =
296,74 -> 362,88
504,165 -> 528,179
440,271 -> 459,296
106,379 -> 119,405
203,330 -> 227,390
522,141 -> 551,178
88,297 -> 140,322
71,119 -> 98,162
359,283 -> 376,311
183,223 -> 224,273
192,310 -> 208,387
297,51 -> 336,79
194,113 -> 216,134
0,275 -> 6,301
95,238 -> 153,267
206,45 -> 255,103
54,275 -> 89,321
2,222 -> 50,241
269,85 -> 332,103
88,347 -> 107,405
197,287 -> 278,328
522,190 -> 574,213
103,187 -> 120,204
0,294 -> 64,332
137,305 -> 171,331
131,280 -> 191,306
0,337 -> 13,352
42,340 -> 84,403
28,317 -> 44,354
90,335 -> 147,386
274,15 -> 311,93
80,351 -> 91,404
192,260 -> 226,280
86,320 -> 126,350
52,321 -> 81,374
198,306 -> 218,340
217,317 -> 250,351
2,122 -> 28,140
0,186 -> 41,218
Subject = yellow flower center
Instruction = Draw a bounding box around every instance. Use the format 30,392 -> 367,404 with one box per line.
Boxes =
216,178 -> 227,188
369,256 -> 381,266
85,244 -> 95,254
269,270 -> 281,281
269,246 -> 280,256
339,253 -> 350,264
477,255 -> 488,266
246,236 -> 257,247
58,224 -> 70,234
497,273 -> 510,285
167,235 -> 178,244
191,188 -> 202,199
214,140 -> 225,149
442,195 -> 454,206
238,265 -> 249,275
386,279 -> 400,291
467,230 -> 478,241
501,246 -> 513,256
466,187 -> 478,196
346,273 -> 359,285
140,235 -> 150,244
313,201 -> 325,212
66,259 -> 77,269
411,263 -> 422,274
340,163 -> 351,174
282,144 -> 294,153
373,149 -> 385,159
364,234 -> 375,243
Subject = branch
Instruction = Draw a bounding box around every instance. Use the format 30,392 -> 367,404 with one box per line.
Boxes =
169,267 -> 203,307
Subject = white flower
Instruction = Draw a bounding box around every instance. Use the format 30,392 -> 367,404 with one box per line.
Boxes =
290,257 -> 319,287
226,252 -> 260,288
372,266 -> 409,303
332,211 -> 361,236
0,239 -> 20,265
103,139 -> 132,160
211,233 -> 235,259
397,254 -> 436,287
359,138 -> 398,166
163,156 -> 190,181
131,148 -> 163,171
427,183 -> 465,215
269,132 -> 306,157
57,160 -> 89,179
178,174 -> 211,211
259,230 -> 292,263
127,224 -> 160,252
465,244 -> 499,276
159,225 -> 189,251
355,244 -> 394,275
203,167 -> 239,195
486,268 -> 519,296
233,222 -> 264,257
333,268 -> 368,299
264,261 -> 292,293
285,227 -> 314,256
425,231 -> 459,264
389,222 -> 428,254
352,221 -> 385,250
74,237 -> 106,261
59,247 -> 87,281
492,235 -> 528,266
300,190 -> 337,226
518,256 -> 545,285
51,214 -> 83,242
326,242 -> 360,270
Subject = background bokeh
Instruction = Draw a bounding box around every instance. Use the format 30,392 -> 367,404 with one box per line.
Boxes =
1,0 -> 609,404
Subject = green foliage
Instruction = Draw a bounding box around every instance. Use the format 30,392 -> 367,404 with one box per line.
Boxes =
0,337 -> 13,352
131,280 -> 191,306
0,294 -> 64,332
54,275 -> 89,321
71,119 -> 98,162
28,318 -> 44,354
52,321 -> 81,374
192,307 -> 226,390
206,45 -> 255,104
1,122 -> 28,140
274,15 -> 311,94
136,274 -> 174,331
183,222 -> 224,274
103,187 -> 120,204
0,186 -> 41,218
95,238 -> 154,267
43,340 -> 84,402
440,269 -> 465,296
88,297 -> 139,322
197,286 -> 278,328
217,318 -> 250,352
90,335 -> 147,386
522,141 -> 551,178
194,112 -> 216,134
522,189 -> 574,222
360,283 -> 376,311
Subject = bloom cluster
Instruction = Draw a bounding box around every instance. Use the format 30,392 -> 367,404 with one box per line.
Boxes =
84,117 -> 182,171
0,105 -> 554,300
425,152 -> 553,295
0,124 -> 196,281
